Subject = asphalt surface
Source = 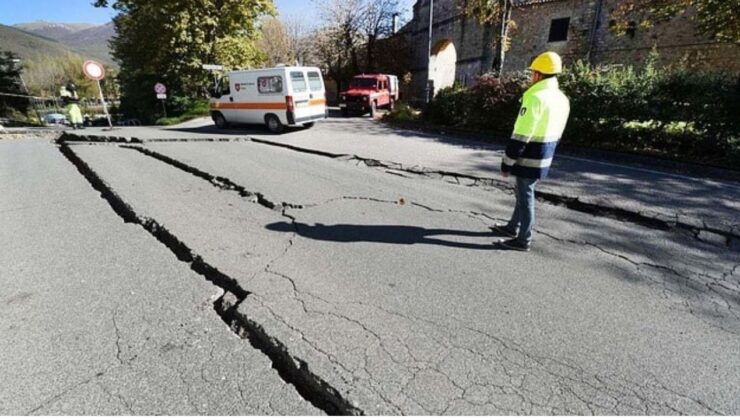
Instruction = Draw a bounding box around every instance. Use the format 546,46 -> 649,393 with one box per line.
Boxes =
0,139 -> 318,415
72,117 -> 740,243
60,138 -> 739,415
2,119 -> 739,414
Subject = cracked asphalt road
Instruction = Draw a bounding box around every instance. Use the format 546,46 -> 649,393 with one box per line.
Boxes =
74,117 -> 740,244
0,140 -> 319,415
2,127 -> 739,415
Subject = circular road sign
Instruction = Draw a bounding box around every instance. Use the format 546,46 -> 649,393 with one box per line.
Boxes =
82,60 -> 106,81
154,83 -> 167,94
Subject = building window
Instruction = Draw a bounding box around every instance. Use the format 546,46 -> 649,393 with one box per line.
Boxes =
626,21 -> 637,38
548,17 -> 570,42
258,76 -> 283,94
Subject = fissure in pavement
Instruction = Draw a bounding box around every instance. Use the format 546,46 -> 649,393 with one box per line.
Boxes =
121,140 -> 739,334
58,132 -> 737,247
247,136 -> 737,249
57,142 -> 363,415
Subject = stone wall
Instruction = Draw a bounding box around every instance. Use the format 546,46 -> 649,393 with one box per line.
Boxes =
406,0 -> 493,102
404,0 -> 739,101
508,0 -> 740,73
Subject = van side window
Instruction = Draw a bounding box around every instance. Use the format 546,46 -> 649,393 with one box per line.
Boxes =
308,72 -> 323,92
290,72 -> 308,93
258,76 -> 283,94
221,76 -> 231,96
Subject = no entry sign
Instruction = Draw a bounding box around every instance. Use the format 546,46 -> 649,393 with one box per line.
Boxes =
82,60 -> 106,81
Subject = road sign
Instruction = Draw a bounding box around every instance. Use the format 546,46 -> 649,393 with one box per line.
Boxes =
154,83 -> 167,94
82,60 -> 112,128
82,60 -> 106,81
157,93 -> 167,100
202,64 -> 224,71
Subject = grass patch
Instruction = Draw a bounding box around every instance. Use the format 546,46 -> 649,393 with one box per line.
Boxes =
155,98 -> 210,126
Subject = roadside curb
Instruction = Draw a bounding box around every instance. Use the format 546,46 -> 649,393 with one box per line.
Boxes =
385,121 -> 740,183
248,135 -> 740,250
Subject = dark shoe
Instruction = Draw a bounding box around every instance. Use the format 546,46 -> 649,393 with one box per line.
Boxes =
497,239 -> 531,252
490,225 -> 517,238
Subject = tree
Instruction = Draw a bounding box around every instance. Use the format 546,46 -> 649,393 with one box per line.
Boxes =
611,0 -> 739,42
258,18 -> 294,66
24,53 -> 98,98
283,16 -> 313,66
312,0 -> 405,84
0,51 -> 29,117
93,0 -> 274,121
360,0 -> 400,73
315,0 -> 364,75
461,0 -> 514,75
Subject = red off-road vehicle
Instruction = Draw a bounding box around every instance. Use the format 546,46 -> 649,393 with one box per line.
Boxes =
339,74 -> 399,118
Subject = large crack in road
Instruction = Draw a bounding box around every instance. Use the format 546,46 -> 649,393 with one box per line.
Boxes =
58,142 -> 362,415
55,137 -> 740,415
119,141 -> 739,331
59,132 -> 739,249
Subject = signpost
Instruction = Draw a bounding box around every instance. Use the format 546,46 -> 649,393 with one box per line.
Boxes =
154,83 -> 167,118
82,60 -> 113,129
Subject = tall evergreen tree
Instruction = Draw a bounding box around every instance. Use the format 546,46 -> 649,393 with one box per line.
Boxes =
0,51 -> 29,117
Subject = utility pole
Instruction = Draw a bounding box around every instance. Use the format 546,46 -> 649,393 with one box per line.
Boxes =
425,0 -> 434,103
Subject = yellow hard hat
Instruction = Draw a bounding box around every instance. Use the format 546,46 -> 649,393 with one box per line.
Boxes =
530,52 -> 563,75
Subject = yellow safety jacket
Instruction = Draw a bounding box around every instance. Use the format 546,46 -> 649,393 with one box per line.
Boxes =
502,77 -> 570,179
66,103 -> 83,125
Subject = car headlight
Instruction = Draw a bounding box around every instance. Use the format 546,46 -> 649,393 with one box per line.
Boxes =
364,96 -> 369,101
341,95 -> 346,101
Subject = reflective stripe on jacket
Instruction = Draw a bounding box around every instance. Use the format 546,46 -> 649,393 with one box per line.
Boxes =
502,77 -> 570,179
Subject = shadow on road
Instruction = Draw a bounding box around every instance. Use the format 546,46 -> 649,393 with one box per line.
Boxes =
266,221 -> 503,250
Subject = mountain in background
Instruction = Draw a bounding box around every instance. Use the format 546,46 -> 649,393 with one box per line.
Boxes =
14,21 -> 97,39
2,20 -> 115,66
0,23 -> 75,62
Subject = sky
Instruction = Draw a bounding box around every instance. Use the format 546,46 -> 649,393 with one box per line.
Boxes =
0,0 -> 416,26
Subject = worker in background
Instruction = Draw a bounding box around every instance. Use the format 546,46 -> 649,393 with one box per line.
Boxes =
492,52 -> 571,252
61,82 -> 84,130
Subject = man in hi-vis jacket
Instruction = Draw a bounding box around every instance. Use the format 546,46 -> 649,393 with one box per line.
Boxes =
493,52 -> 571,252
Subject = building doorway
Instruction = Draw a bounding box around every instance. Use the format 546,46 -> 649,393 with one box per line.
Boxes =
429,39 -> 457,95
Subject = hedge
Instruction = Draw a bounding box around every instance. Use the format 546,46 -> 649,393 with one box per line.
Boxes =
423,59 -> 740,168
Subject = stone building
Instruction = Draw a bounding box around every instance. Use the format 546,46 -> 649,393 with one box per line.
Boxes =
404,0 -> 739,101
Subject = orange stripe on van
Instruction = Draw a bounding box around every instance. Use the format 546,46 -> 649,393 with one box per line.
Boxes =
210,102 -> 287,110
309,98 -> 327,106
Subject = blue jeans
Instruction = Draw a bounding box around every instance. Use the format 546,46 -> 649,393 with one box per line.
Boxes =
506,177 -> 538,246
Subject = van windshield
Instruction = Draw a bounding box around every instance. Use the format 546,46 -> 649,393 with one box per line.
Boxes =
350,78 -> 377,89
308,72 -> 323,92
290,72 -> 308,93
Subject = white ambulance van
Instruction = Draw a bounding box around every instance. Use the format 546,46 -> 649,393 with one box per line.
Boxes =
209,66 -> 327,133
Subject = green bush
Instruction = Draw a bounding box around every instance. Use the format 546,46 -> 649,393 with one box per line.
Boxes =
423,59 -> 740,167
560,60 -> 739,164
383,102 -> 422,123
424,85 -> 473,127
155,97 -> 210,126
424,74 -> 527,136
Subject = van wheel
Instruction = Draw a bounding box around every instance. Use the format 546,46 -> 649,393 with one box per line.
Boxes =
370,101 -> 378,118
265,114 -> 284,134
303,122 -> 315,129
213,112 -> 228,129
